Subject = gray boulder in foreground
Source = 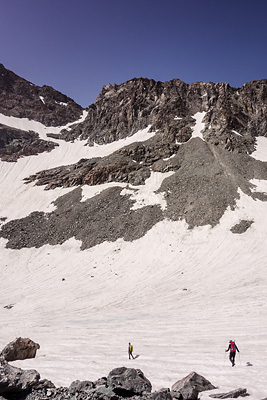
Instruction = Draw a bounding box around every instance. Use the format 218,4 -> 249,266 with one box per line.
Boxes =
1,337 -> 40,362
171,371 -> 216,399
69,379 -> 94,394
209,388 -> 248,398
0,355 -> 40,394
107,366 -> 152,395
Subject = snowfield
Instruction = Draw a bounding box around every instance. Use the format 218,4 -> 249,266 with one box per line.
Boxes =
0,115 -> 267,399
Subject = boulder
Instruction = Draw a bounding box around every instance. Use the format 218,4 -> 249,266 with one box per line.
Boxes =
171,386 -> 199,400
94,376 -> 108,387
1,337 -> 40,361
170,390 -> 183,399
150,390 -> 173,400
0,355 -> 40,395
171,372 -> 216,399
93,385 -> 119,400
32,379 -> 56,390
69,379 -> 95,394
107,367 -> 152,396
209,388 -> 248,398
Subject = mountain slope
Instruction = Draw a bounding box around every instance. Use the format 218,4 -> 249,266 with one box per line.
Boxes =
0,68 -> 267,399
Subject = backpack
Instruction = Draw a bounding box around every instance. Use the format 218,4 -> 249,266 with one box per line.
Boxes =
230,341 -> 236,352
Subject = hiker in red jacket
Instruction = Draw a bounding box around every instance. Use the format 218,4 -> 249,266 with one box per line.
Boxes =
225,340 -> 239,366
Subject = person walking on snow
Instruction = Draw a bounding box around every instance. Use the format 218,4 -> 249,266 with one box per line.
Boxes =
225,340 -> 239,366
128,342 -> 134,359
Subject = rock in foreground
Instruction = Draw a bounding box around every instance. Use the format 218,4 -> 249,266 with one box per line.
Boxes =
0,355 -> 40,395
107,366 -> 152,395
209,388 -> 248,398
171,371 -> 216,399
1,337 -> 40,362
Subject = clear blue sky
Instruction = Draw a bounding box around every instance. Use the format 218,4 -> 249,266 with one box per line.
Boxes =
1,0 -> 267,107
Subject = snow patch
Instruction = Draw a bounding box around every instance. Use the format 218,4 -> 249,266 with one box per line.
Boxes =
232,130 -> 242,136
120,171 -> 174,210
39,96 -> 45,104
81,182 -> 127,202
191,111 -> 206,140
163,154 -> 176,161
250,178 -> 267,194
251,136 -> 267,162
55,101 -> 68,106
0,110 -> 88,140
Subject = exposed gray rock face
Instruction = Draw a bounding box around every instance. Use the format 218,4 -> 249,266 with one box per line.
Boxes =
209,388 -> 248,398
0,186 -> 163,250
0,124 -> 58,161
230,220 -> 254,234
50,77 -> 267,156
24,135 -> 179,189
1,337 -> 40,362
0,355 -> 40,395
107,367 -> 152,395
69,379 -> 95,394
0,63 -> 83,126
171,371 -> 216,399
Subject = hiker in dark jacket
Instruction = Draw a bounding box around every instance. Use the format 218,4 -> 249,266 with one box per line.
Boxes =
225,340 -> 239,366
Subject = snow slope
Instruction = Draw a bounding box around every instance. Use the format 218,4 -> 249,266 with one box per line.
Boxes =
1,117 -> 267,399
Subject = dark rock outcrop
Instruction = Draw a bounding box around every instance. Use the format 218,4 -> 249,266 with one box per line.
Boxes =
230,220 -> 254,234
0,363 -> 219,400
0,355 -> 40,395
1,337 -> 40,362
0,186 -> 163,250
209,388 -> 248,398
23,135 -> 179,189
171,371 -> 216,399
0,124 -> 58,162
69,379 -> 95,394
0,63 -> 83,126
107,367 -> 152,396
50,77 -> 267,156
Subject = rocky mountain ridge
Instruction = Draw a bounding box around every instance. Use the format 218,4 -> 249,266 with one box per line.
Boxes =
0,64 -> 83,126
51,77 -> 267,156
0,66 -> 267,249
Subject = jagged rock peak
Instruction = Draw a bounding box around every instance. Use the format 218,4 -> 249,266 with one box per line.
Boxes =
55,75 -> 267,153
0,63 -> 83,126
